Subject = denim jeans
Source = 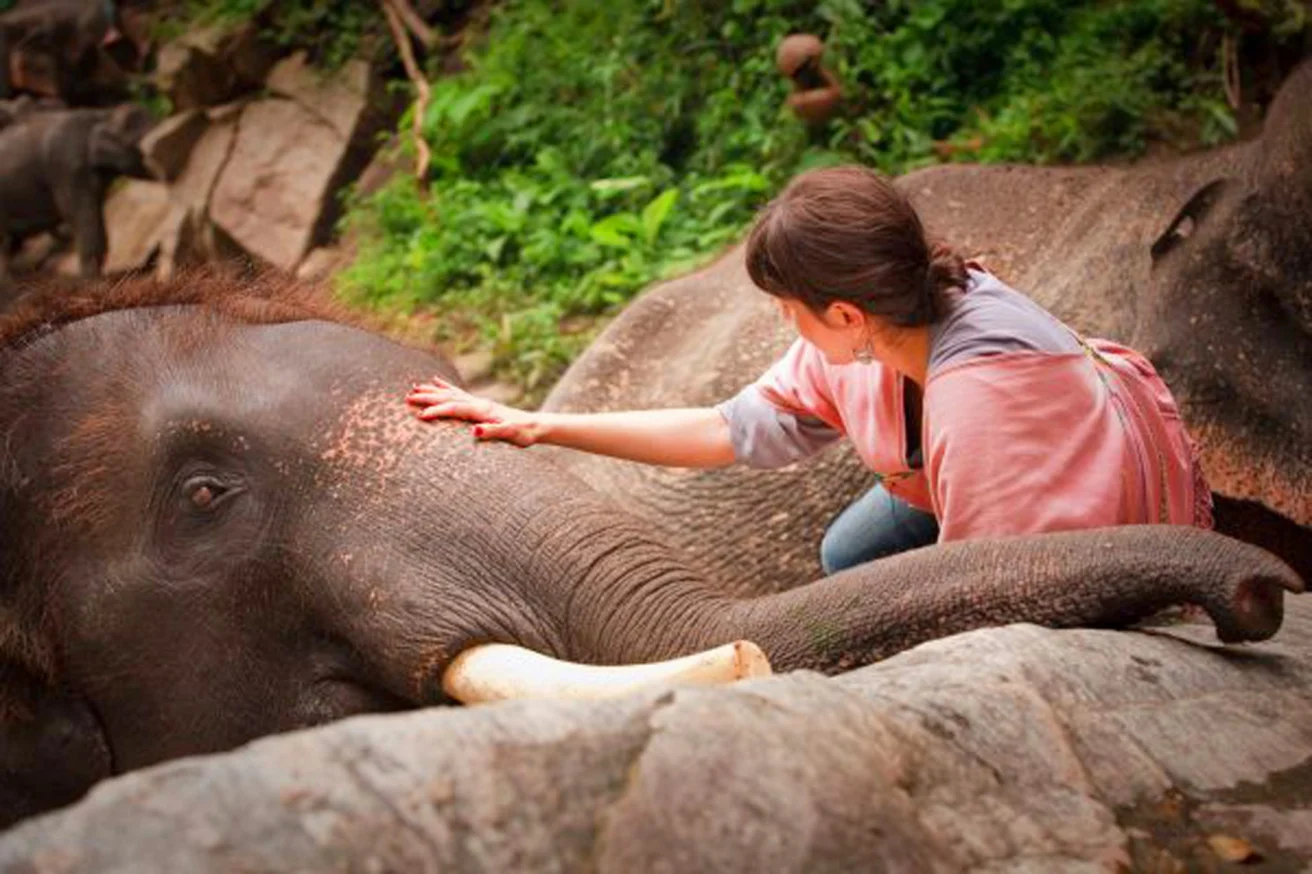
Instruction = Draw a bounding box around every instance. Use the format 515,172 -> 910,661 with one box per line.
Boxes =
819,483 -> 940,574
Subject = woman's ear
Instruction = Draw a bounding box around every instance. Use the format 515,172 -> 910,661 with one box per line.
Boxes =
824,301 -> 867,330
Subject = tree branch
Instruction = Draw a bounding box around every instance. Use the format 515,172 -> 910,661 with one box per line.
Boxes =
380,0 -> 433,186
384,0 -> 439,49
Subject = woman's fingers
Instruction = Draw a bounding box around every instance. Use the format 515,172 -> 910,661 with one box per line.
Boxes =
416,400 -> 497,422
474,420 -> 534,447
407,389 -> 463,407
408,382 -> 463,401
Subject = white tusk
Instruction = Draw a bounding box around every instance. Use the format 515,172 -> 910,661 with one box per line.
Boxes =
441,640 -> 773,705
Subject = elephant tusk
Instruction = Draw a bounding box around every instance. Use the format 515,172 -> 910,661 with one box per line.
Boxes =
441,640 -> 773,705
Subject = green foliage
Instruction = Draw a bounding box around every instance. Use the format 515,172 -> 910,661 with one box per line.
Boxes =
339,0 -> 1245,398
167,0 -> 380,71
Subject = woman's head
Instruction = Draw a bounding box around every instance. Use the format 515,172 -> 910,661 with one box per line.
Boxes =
746,166 -> 967,347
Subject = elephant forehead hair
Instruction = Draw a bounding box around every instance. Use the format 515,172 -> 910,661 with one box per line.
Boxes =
0,270 -> 391,356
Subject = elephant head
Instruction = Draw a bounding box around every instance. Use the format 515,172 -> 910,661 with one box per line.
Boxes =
86,102 -> 151,179
0,275 -> 1301,828
1139,59 -> 1311,540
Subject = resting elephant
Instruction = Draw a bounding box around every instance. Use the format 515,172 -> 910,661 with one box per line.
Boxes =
0,275 -> 1301,829
0,102 -> 152,281
544,59 -> 1312,593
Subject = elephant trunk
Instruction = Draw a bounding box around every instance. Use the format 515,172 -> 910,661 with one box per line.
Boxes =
716,525 -> 1303,674
430,515 -> 1301,702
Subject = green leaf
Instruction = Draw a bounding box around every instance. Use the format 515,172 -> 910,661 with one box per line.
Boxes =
640,189 -> 680,245
590,176 -> 651,193
589,213 -> 641,248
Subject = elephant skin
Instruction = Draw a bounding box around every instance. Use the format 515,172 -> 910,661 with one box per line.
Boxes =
543,60 -> 1312,591
0,276 -> 1300,832
0,600 -> 1308,872
0,103 -> 153,281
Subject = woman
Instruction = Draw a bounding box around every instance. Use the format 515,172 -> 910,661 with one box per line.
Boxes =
406,165 -> 1212,573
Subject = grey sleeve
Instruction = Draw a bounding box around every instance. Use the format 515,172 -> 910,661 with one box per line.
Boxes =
714,385 -> 843,469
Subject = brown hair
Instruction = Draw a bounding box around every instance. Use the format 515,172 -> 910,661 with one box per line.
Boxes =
745,165 -> 968,325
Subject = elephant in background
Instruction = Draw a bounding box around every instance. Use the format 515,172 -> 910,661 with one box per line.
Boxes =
543,59 -> 1312,593
0,0 -> 128,106
0,102 -> 153,281
0,273 -> 1298,829
0,94 -> 60,130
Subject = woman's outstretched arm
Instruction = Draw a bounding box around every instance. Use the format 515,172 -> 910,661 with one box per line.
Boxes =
406,376 -> 736,468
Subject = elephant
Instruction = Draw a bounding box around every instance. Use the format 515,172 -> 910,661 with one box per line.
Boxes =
543,58 -> 1312,594
0,0 -> 126,106
0,95 -> 60,130
0,102 -> 153,281
0,272 -> 1301,830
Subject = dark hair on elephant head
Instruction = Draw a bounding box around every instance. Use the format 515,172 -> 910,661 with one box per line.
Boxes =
745,165 -> 968,325
0,270 -> 387,356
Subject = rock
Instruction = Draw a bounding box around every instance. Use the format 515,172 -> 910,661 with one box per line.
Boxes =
103,181 -> 173,274
155,205 -> 203,281
354,134 -> 408,198
155,27 -> 238,111
140,111 -> 209,182
267,52 -> 384,142
205,101 -> 246,124
224,24 -> 280,88
8,232 -> 63,273
477,380 -> 523,406
208,99 -> 338,270
154,103 -> 242,278
170,107 -> 239,213
210,56 -> 388,272
155,22 -> 277,112
2,602 -> 1307,871
295,246 -> 348,282
453,349 -> 495,383
50,251 -> 80,278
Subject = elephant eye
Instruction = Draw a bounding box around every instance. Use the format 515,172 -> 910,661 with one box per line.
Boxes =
182,476 -> 232,511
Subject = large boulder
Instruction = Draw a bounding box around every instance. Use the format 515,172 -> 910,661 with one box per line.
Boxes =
1,602 -> 1308,871
160,102 -> 243,272
139,110 -> 208,182
102,181 -> 174,275
208,54 -> 389,272
154,24 -> 278,112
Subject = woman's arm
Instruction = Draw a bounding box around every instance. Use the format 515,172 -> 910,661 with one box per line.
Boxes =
406,376 -> 736,469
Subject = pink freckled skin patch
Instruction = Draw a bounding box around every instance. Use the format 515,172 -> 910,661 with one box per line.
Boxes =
316,390 -> 433,480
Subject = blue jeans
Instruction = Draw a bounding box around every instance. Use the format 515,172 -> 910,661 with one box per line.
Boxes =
819,483 -> 939,574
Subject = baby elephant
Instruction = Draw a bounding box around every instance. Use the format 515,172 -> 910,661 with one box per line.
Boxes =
0,102 -> 153,279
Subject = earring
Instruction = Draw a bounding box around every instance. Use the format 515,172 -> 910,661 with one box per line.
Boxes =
853,338 -> 875,364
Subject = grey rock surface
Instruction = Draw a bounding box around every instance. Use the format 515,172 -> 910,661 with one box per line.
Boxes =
2,600 -> 1307,873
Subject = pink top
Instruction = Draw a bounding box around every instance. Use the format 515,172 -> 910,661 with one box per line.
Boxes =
719,272 -> 1211,543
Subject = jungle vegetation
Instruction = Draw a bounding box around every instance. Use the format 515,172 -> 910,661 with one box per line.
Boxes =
178,0 -> 1310,398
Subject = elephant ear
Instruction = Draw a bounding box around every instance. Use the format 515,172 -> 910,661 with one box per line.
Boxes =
0,664 -> 112,829
1149,178 -> 1229,263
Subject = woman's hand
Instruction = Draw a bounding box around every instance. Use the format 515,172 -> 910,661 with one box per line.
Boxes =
405,376 -> 543,447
